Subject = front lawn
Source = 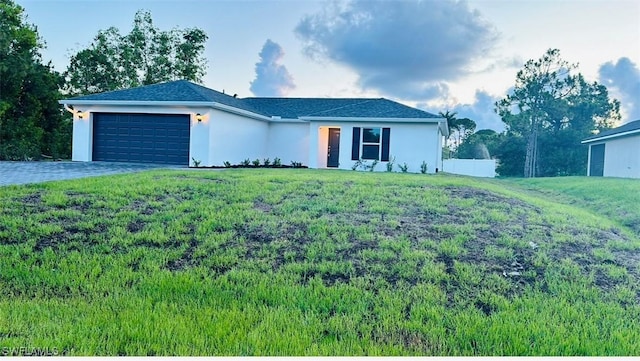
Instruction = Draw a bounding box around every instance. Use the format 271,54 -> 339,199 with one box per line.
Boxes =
504,176 -> 640,237
1,169 -> 639,355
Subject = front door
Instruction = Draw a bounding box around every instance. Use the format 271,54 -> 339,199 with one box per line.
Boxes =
327,128 -> 340,167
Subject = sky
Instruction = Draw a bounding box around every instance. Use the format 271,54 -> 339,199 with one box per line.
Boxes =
17,0 -> 640,131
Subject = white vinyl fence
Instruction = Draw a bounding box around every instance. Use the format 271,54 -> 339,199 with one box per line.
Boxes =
442,159 -> 496,178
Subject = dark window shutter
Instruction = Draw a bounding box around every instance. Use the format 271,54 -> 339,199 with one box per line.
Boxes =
351,127 -> 361,160
381,127 -> 390,161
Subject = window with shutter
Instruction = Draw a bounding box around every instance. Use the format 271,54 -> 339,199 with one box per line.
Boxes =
352,127 -> 391,161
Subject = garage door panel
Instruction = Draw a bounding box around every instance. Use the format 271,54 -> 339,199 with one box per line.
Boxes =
166,141 -> 182,148
93,113 -> 190,165
129,128 -> 143,137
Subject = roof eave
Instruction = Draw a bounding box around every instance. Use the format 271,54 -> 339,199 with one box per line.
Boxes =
581,128 -> 640,144
58,99 -> 214,107
210,102 -> 271,122
270,117 -> 308,123
300,116 -> 444,123
301,116 -> 448,136
58,99 -> 271,121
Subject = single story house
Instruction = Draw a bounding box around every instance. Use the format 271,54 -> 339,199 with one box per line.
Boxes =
59,80 -> 448,173
582,119 -> 640,178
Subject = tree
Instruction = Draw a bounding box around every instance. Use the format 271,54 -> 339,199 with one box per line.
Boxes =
537,75 -> 619,176
439,110 -> 477,158
451,117 -> 476,149
0,0 -> 70,160
457,129 -> 499,160
493,134 -> 526,177
495,49 -> 620,177
64,10 -> 208,95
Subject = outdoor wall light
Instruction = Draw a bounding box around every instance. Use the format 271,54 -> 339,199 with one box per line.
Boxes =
77,110 -> 83,119
196,113 -> 203,122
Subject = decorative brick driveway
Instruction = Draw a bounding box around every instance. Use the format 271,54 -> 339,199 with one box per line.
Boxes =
0,161 -> 177,186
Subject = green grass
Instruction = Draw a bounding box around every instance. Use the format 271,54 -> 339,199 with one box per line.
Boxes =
1,169 -> 639,355
503,176 -> 640,237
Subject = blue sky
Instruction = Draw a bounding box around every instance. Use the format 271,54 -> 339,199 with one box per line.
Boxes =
17,0 -> 640,131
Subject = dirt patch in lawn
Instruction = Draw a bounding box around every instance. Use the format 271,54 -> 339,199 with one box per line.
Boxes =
127,199 -> 157,216
233,221 -> 313,266
8,181 -> 638,299
21,192 -> 43,205
127,219 -> 145,233
229,185 -> 638,298
34,223 -> 108,252
253,199 -> 274,213
65,191 -> 95,212
165,240 -> 199,271
230,186 -> 551,291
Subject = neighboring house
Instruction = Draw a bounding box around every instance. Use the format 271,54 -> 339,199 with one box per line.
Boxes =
59,80 -> 448,173
581,119 -> 640,178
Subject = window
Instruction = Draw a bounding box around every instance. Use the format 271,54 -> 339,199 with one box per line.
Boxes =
351,127 -> 390,161
361,128 -> 381,160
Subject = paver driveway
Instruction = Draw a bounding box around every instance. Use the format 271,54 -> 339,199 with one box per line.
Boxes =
0,161 -> 177,186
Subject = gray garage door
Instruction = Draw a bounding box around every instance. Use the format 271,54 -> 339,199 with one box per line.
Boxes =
93,113 -> 190,165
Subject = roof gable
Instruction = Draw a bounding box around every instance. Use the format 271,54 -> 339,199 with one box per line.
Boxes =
62,80 -> 440,120
583,119 -> 640,143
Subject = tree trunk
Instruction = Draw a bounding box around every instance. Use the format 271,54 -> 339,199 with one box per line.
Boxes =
524,128 -> 539,178
532,129 -> 539,177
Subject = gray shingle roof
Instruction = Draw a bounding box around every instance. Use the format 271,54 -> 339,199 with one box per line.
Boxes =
67,80 -> 254,110
63,80 -> 440,119
242,97 -> 438,118
583,119 -> 640,142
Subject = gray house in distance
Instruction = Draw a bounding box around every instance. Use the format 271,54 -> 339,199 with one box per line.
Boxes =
582,119 -> 640,178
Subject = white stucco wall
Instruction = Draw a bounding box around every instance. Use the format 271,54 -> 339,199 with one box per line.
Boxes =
189,111 -> 211,166
442,159 -> 496,177
317,127 -> 330,168
308,121 -> 442,173
71,112 -> 92,161
209,108 -> 269,166
436,128 -> 444,172
600,135 -> 640,178
267,121 -> 310,166
388,123 -> 441,173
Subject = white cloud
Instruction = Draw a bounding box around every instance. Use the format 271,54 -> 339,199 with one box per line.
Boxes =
451,90 -> 504,132
295,0 -> 498,101
250,39 -> 296,97
598,57 -> 640,122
